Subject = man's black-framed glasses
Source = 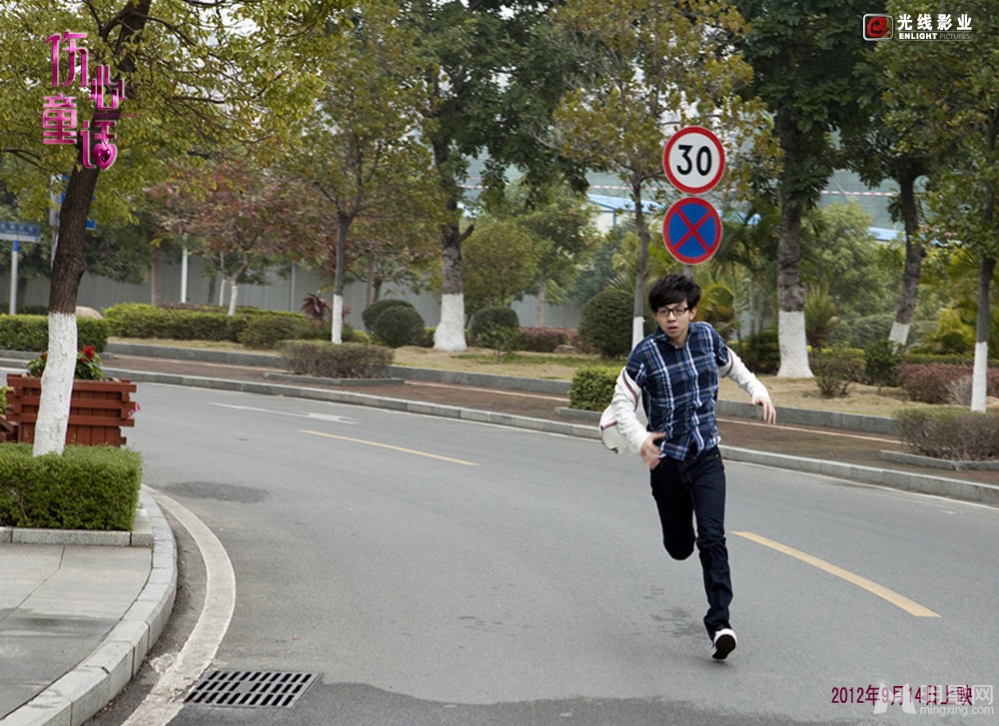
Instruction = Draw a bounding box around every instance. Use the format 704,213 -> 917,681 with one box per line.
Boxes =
656,305 -> 690,319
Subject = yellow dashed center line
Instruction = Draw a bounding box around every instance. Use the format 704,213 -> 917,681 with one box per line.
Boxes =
734,531 -> 940,618
300,429 -> 478,466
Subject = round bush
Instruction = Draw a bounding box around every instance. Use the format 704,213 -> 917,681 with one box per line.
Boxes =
470,307 -> 520,346
579,290 -> 636,358
362,299 -> 415,331
372,306 -> 425,348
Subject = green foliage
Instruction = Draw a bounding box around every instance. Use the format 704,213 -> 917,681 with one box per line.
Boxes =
278,341 -> 393,379
730,329 -> 781,375
0,444 -> 142,530
238,315 -> 325,349
846,314 -> 895,350
579,290 -> 638,359
567,366 -> 619,411
27,346 -> 105,381
371,306 -> 425,348
809,348 -> 864,398
462,218 -> 538,316
470,307 -> 520,344
864,339 -> 904,392
361,299 -> 414,331
895,408 -> 999,462
0,315 -> 108,352
804,282 -> 840,349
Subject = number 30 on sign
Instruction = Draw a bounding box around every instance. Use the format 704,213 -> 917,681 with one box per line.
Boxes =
663,126 -> 726,195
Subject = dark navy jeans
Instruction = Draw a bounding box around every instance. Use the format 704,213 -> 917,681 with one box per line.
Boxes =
649,446 -> 732,638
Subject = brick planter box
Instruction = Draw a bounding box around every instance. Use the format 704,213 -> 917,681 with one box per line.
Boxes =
3,374 -> 137,446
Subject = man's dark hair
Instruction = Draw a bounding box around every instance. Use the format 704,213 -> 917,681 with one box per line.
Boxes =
648,274 -> 701,311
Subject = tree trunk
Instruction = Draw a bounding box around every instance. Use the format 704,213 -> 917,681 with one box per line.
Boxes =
332,215 -> 352,344
227,261 -> 248,317
970,254 -> 995,413
33,165 -> 99,456
631,180 -> 650,350
432,139 -> 470,351
150,244 -> 162,305
889,169 -> 925,348
775,194 -> 813,378
535,275 -> 547,327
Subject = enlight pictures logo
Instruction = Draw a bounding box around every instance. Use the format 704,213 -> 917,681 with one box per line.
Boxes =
863,12 -> 973,41
863,14 -> 893,40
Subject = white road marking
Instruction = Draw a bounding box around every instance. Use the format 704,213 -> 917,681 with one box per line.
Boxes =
208,401 -> 356,424
121,487 -> 237,726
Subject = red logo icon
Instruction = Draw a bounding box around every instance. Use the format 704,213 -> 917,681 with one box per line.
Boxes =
863,14 -> 893,40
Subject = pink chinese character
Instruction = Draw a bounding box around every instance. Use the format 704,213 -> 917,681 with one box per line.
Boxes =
41,94 -> 78,144
89,64 -> 125,110
956,685 -> 972,706
47,31 -> 88,88
81,119 -> 118,170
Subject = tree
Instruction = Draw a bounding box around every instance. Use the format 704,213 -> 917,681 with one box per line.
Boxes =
0,0 -> 344,454
462,217 -> 538,315
285,0 -> 442,344
399,0 -> 585,351
552,0 -> 769,350
887,1 -> 998,412
734,0 -> 880,377
487,178 -> 600,325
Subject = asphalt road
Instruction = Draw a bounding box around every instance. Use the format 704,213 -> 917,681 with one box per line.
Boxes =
90,382 -> 999,725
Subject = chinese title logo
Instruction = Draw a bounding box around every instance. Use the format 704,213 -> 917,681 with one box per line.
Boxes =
863,12 -> 973,41
42,31 -> 125,170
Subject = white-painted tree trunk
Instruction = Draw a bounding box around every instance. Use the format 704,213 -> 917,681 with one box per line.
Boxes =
888,321 -> 910,350
331,294 -> 343,344
32,312 -> 77,456
217,278 -> 226,307
631,317 -> 644,351
227,279 -> 239,316
777,310 -> 813,378
971,341 -> 989,413
434,293 -> 467,351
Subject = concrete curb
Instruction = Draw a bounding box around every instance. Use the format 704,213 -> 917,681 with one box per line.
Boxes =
1,488 -> 177,726
104,342 -> 282,368
880,449 -> 999,471
0,503 -> 154,547
262,371 -> 406,387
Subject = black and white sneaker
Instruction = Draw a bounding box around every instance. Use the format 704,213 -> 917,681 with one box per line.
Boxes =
711,628 -> 737,660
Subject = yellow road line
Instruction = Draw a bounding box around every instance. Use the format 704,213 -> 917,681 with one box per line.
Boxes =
733,531 -> 940,618
300,429 -> 478,466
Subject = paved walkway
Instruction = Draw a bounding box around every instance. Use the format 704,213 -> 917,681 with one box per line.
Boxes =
1,347 -> 996,726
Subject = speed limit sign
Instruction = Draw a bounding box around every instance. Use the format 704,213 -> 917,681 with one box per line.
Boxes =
663,126 -> 726,195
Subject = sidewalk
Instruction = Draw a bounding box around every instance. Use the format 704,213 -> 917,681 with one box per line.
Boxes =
1,344 -> 996,726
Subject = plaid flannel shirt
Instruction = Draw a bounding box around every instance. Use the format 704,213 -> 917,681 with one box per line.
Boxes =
624,321 -> 731,461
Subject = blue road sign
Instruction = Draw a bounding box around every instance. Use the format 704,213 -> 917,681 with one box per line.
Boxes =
662,198 -> 722,265
0,221 -> 42,243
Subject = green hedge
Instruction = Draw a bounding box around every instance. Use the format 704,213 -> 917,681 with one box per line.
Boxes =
279,340 -> 393,378
568,365 -> 619,411
0,315 -> 109,352
895,408 -> 999,461
0,444 -> 142,530
372,306 -> 425,348
102,303 -> 323,344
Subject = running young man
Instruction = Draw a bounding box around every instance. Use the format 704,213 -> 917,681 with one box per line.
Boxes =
610,274 -> 776,660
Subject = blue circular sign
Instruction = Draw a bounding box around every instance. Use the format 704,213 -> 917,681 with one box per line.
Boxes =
662,198 -> 723,265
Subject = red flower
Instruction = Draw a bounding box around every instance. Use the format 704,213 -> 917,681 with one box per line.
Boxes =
83,346 -> 96,360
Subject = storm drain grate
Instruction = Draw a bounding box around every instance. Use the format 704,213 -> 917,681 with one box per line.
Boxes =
185,670 -> 319,708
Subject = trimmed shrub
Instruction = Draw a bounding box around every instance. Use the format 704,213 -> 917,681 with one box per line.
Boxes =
864,339 -> 904,391
898,363 -> 969,404
279,340 -> 393,378
361,299 -> 414,331
810,349 -> 864,398
372,306 -> 425,348
0,444 -> 142,530
945,370 -> 999,405
238,314 -> 317,349
104,303 -> 236,340
731,329 -> 780,375
518,327 -> 579,353
579,290 -> 642,359
0,315 -> 108,352
416,327 -> 436,348
470,307 -> 520,346
568,365 -> 619,411
895,408 -> 999,461
0,305 -> 49,316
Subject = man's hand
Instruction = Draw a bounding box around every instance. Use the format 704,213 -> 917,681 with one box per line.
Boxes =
753,396 -> 776,425
641,433 -> 666,470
